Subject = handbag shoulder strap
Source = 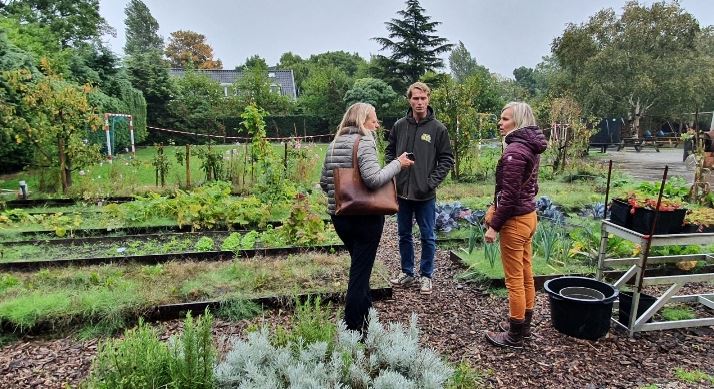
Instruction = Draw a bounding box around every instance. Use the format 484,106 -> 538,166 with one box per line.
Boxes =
351,134 -> 362,169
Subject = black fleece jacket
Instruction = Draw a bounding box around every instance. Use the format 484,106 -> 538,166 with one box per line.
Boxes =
385,107 -> 454,201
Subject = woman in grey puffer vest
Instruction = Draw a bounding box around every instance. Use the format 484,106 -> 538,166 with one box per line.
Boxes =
320,102 -> 413,333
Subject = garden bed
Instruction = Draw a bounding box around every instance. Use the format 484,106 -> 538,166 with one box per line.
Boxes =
0,253 -> 389,334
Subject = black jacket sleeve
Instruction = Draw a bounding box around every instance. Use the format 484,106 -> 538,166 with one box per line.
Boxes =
427,127 -> 454,189
385,125 -> 397,164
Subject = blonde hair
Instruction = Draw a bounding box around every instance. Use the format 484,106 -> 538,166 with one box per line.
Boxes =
407,82 -> 431,99
334,102 -> 375,140
502,101 -> 537,130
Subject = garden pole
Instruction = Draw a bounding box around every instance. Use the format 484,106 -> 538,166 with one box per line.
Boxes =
626,165 -> 667,334
129,115 -> 136,157
603,160 -> 613,219
104,113 -> 112,163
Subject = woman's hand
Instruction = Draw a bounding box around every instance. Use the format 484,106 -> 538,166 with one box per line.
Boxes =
396,152 -> 415,169
484,227 -> 498,243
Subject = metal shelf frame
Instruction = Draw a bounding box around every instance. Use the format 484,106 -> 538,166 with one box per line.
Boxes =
596,220 -> 714,336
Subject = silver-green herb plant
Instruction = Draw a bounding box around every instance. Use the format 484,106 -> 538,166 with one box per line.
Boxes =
214,309 -> 453,388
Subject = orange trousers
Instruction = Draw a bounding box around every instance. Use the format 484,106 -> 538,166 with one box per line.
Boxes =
499,211 -> 538,320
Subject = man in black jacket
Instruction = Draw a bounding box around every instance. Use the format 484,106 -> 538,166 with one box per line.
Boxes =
385,82 -> 454,295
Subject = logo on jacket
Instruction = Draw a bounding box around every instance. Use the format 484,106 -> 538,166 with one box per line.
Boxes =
421,133 -> 431,143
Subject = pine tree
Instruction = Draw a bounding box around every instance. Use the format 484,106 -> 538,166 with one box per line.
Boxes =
123,0 -> 164,57
373,0 -> 453,87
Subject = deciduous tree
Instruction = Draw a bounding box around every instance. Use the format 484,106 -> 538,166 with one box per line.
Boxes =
552,1 -> 712,136
165,30 -> 222,69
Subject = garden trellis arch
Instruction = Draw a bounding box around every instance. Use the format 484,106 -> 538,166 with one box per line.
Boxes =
103,113 -> 135,162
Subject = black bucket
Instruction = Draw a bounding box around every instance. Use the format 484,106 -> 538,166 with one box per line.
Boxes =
618,291 -> 657,325
544,276 -> 619,340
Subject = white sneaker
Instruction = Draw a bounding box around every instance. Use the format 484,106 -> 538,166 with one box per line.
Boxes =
390,272 -> 417,287
419,276 -> 432,295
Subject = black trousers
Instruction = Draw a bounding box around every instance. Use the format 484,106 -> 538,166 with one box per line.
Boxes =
331,214 -> 385,332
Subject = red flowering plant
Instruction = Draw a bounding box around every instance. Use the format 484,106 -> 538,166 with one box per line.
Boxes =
625,192 -> 684,214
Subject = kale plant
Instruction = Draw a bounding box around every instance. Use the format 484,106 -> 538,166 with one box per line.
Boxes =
536,196 -> 566,224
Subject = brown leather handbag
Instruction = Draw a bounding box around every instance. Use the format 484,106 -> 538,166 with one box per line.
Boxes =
333,135 -> 399,215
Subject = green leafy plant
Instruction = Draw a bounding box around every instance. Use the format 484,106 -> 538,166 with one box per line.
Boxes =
151,144 -> 170,187
86,311 -> 215,389
220,232 -> 243,252
446,359 -> 487,388
272,296 -> 336,349
194,236 -> 215,252
533,220 -> 566,264
280,194 -> 326,246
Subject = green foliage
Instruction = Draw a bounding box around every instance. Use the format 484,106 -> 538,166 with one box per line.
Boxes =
215,299 -> 262,321
297,65 -> 351,127
431,74 -> 501,180
194,143 -> 224,181
343,77 -> 400,116
635,177 -> 690,202
85,312 -> 215,389
273,296 -> 336,349
151,144 -> 170,186
280,194 -> 327,246
123,0 -> 164,57
194,236 -> 215,252
125,50 -> 173,126
660,305 -> 696,321
552,1 -> 712,122
673,368 -> 714,385
1,0 -> 111,47
220,232 -> 243,252
167,69 -> 226,135
373,0 -> 454,85
216,309 -> 453,388
446,360 -> 486,389
533,220 -> 569,265
233,64 -> 293,115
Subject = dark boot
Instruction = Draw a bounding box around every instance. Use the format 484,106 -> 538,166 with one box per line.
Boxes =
499,309 -> 533,339
486,318 -> 524,349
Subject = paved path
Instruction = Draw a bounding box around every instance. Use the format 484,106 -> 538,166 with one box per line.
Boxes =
591,147 -> 693,182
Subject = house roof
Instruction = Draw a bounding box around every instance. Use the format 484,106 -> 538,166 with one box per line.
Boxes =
168,68 -> 297,99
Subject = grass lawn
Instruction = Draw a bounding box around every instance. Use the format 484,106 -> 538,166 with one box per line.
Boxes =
0,143 -> 330,198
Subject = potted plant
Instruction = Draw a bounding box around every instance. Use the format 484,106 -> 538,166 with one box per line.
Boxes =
683,207 -> 714,233
626,194 -> 687,234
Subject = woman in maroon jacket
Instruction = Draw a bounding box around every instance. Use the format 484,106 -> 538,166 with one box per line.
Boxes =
484,102 -> 547,349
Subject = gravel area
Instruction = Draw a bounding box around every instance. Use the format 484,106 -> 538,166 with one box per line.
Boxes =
1,219 -> 713,388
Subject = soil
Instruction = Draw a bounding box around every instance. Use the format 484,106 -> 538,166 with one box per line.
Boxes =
1,218 -> 713,388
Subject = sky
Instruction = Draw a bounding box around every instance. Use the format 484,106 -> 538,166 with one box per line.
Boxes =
98,0 -> 714,78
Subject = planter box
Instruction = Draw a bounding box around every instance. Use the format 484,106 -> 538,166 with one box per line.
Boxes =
609,199 -> 633,228
630,208 -> 686,235
681,223 -> 714,234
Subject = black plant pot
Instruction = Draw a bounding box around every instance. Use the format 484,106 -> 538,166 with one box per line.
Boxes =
630,208 -> 686,235
544,277 -> 619,341
618,291 -> 657,324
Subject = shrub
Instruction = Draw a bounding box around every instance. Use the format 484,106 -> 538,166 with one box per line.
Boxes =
215,309 -> 453,388
85,311 -> 215,388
